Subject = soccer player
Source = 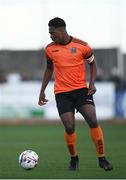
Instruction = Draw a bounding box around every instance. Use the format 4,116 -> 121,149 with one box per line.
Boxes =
38,17 -> 113,171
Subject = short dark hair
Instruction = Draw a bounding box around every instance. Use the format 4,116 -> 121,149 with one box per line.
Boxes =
48,17 -> 66,28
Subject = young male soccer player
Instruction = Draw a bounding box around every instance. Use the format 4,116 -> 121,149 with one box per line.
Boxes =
38,17 -> 113,171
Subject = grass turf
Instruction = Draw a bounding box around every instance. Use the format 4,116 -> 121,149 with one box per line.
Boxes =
0,121 -> 126,179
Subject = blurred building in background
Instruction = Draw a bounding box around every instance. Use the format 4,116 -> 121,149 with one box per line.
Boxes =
0,47 -> 126,83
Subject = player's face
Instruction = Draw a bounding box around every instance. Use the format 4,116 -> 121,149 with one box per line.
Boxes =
49,27 -> 64,43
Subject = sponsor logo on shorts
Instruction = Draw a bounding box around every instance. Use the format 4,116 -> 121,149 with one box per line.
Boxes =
86,99 -> 93,102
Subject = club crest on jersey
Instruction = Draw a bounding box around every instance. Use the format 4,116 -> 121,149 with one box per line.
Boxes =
70,47 -> 77,53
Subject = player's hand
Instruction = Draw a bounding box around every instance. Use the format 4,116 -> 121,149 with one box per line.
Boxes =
88,82 -> 96,95
38,91 -> 48,106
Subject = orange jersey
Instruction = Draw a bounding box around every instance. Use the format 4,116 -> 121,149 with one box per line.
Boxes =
45,37 -> 94,94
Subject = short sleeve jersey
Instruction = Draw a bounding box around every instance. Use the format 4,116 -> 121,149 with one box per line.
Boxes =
45,37 -> 94,94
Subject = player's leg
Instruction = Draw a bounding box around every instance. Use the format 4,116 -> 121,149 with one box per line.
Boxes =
55,93 -> 79,170
78,104 -> 113,171
60,112 -> 79,170
78,104 -> 104,156
61,111 -> 77,158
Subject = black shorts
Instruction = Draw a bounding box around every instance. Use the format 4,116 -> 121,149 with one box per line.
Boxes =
55,88 -> 95,115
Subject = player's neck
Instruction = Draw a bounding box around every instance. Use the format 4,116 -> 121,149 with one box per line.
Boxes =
60,35 -> 72,45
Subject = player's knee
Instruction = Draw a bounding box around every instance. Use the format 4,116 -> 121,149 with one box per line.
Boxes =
87,118 -> 98,128
65,127 -> 75,134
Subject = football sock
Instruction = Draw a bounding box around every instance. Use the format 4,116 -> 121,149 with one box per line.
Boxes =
64,131 -> 77,157
90,126 -> 105,157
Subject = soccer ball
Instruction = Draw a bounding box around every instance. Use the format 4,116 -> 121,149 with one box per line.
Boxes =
19,150 -> 39,170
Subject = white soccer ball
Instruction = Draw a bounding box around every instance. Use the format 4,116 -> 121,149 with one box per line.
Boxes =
19,150 -> 39,170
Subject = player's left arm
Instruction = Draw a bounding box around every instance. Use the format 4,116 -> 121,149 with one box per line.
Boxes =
84,43 -> 97,95
85,48 -> 97,95
88,59 -> 97,95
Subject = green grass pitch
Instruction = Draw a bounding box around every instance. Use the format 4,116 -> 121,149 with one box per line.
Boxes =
0,121 -> 126,179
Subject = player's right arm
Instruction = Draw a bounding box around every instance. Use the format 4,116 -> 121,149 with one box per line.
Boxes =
38,60 -> 53,106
